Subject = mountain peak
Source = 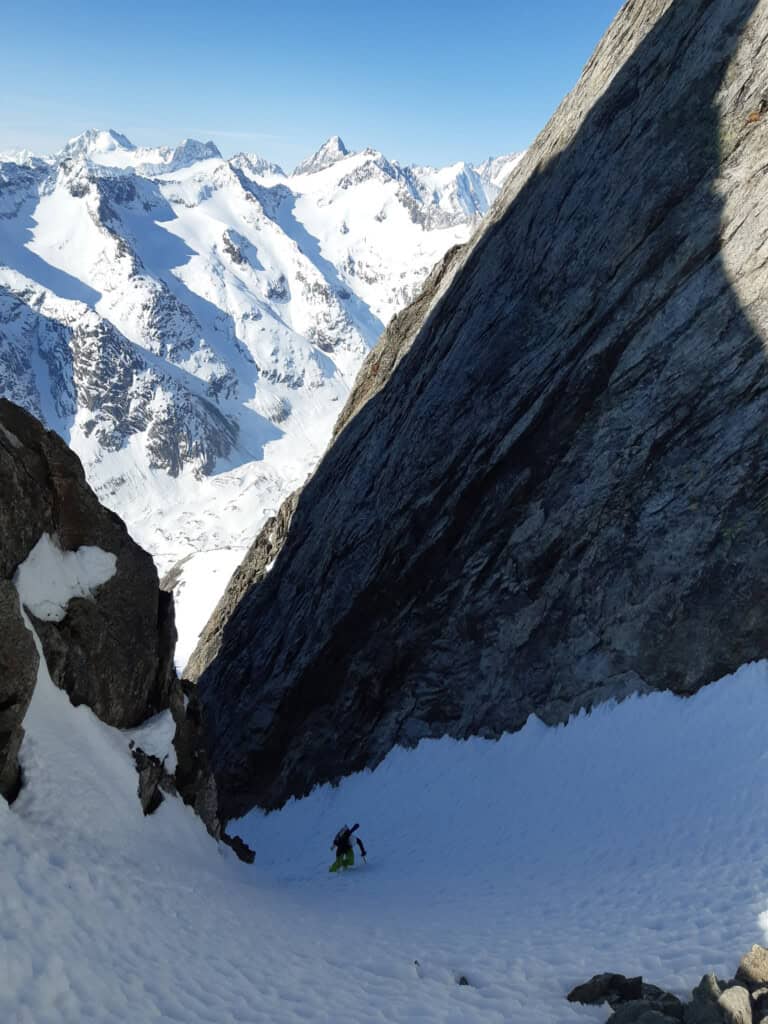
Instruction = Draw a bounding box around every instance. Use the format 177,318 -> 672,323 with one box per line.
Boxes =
60,129 -> 135,159
229,152 -> 286,178
293,135 -> 350,175
170,138 -> 221,165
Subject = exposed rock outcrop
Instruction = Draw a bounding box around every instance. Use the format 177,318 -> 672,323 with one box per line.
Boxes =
567,974 -> 645,1008
0,398 -> 177,797
199,0 -> 768,817
737,947 -> 768,990
0,398 -> 250,852
0,580 -> 38,801
567,972 -> 683,1021
169,678 -> 221,835
570,949 -> 768,1023
130,744 -> 170,816
162,678 -> 254,862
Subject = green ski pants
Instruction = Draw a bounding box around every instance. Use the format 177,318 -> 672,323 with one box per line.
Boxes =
329,848 -> 355,871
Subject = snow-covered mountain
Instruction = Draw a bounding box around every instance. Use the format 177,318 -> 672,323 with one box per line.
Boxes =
0,129 -> 522,660
293,134 -> 350,175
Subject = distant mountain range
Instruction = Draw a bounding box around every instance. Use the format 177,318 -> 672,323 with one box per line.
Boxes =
0,129 -> 522,661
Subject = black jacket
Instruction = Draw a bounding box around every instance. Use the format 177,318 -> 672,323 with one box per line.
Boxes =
332,823 -> 366,857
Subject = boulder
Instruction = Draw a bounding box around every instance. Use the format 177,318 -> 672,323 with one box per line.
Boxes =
575,979 -> 684,1023
130,744 -> 170,816
641,986 -> 685,1020
608,1007 -> 682,1024
221,832 -> 255,864
717,985 -> 751,1024
568,973 -> 644,1007
736,945 -> 768,989
683,974 -> 725,1024
751,986 -> 768,1021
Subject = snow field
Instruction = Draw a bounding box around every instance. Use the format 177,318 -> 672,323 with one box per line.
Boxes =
239,664 -> 768,1019
169,546 -> 248,671
5,641 -> 768,1021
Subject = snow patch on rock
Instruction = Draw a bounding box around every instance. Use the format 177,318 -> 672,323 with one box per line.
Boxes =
14,533 -> 117,622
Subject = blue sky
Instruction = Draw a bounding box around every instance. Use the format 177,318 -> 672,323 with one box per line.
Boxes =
2,0 -> 623,169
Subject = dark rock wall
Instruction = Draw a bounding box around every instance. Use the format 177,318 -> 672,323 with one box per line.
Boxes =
0,580 -> 38,800
199,0 -> 768,817
0,399 -> 177,797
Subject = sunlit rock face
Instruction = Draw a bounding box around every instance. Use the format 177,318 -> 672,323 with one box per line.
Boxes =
199,0 -> 768,818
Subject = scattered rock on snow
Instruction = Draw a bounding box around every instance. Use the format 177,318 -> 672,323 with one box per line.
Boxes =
130,743 -> 172,816
639,986 -> 685,1020
606,995 -> 684,1023
221,832 -> 256,864
567,973 -> 684,1023
683,973 -> 726,1024
568,973 -> 643,1007
573,958 -> 768,1024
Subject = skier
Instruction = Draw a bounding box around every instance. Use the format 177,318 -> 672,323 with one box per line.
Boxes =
329,823 -> 367,872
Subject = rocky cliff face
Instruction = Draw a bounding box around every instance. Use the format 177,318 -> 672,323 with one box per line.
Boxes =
0,578 -> 38,801
198,0 -> 768,818
0,398 -> 176,799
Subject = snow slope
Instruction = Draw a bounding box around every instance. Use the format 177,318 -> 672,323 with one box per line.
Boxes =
0,131 -> 522,664
167,547 -> 248,670
6,634 -> 768,1021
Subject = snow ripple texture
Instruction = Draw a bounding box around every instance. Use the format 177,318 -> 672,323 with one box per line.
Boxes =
3,659 -> 768,1022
